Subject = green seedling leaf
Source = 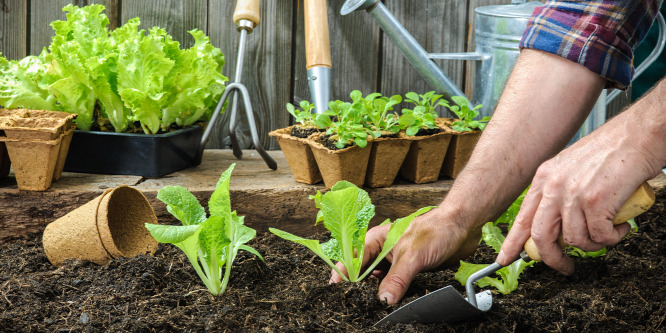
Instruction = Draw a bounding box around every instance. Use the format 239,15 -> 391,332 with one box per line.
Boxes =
271,181 -> 432,282
146,164 -> 262,296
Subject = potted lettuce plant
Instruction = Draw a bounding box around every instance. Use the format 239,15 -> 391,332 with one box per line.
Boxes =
0,4 -> 227,177
351,90 -> 410,188
269,100 -> 323,184
440,96 -> 490,178
397,91 -> 454,184
307,98 -> 375,188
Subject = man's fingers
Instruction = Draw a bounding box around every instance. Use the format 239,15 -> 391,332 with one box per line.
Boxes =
329,224 -> 390,284
531,200 -> 574,275
377,254 -> 421,305
497,190 -> 541,266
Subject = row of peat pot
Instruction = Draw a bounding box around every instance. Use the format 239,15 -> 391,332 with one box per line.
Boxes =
0,109 -> 76,191
270,118 -> 481,188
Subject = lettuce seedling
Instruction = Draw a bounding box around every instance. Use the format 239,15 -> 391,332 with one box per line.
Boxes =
399,91 -> 445,136
269,181 -> 433,282
349,90 -> 402,136
144,164 -> 263,295
287,100 -> 318,127
317,100 -> 374,149
443,96 -> 490,132
455,222 -> 534,294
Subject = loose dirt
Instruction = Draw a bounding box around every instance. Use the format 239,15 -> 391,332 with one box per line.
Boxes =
1,202 -> 664,332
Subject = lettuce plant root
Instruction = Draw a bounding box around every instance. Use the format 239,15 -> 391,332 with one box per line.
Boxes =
1,201 -> 664,332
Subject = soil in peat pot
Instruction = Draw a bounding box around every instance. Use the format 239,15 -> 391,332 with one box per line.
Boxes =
0,201 -> 664,332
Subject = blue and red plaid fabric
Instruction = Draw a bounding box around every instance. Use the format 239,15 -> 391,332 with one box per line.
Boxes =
520,0 -> 663,89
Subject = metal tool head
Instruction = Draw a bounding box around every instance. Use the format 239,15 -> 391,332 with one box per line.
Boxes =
374,286 -> 492,326
340,0 -> 378,15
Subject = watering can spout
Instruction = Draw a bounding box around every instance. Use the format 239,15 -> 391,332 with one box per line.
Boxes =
341,0 -> 469,109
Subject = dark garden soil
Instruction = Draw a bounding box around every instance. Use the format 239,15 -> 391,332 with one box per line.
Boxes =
1,201 -> 665,332
290,126 -> 324,139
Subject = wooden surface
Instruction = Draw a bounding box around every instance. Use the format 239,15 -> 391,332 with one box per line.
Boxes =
0,150 -> 456,244
0,0 -> 635,149
233,0 -> 261,26
2,149 -> 665,245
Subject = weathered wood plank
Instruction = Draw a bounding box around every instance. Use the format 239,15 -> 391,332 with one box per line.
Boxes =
28,0 -> 119,56
292,0 -> 381,107
0,0 -> 28,60
0,150 -> 457,243
380,0 -> 468,115
120,0 -> 207,49
205,0 -> 294,150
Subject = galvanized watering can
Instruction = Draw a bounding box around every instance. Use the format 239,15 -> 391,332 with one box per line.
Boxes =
341,0 -> 665,141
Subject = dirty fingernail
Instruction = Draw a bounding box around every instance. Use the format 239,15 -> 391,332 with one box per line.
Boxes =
379,292 -> 395,304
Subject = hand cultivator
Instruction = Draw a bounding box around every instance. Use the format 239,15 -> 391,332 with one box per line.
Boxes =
201,0 -> 277,170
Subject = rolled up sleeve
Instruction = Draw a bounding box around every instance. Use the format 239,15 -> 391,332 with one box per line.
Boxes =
519,0 -> 662,89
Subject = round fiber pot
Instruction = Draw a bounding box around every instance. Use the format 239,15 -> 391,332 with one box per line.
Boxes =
42,186 -> 158,267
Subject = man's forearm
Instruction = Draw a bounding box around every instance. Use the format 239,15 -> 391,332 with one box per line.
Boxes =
439,49 -> 606,229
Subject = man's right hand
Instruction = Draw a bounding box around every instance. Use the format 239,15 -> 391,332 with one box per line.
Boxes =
329,207 -> 482,304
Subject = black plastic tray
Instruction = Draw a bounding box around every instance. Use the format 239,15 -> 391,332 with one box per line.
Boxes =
64,125 -> 204,177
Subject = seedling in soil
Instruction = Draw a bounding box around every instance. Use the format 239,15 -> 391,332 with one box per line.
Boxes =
270,181 -> 433,282
399,91 -> 444,136
350,90 -> 402,137
287,100 -> 318,127
317,100 -> 374,149
145,164 -> 263,295
443,96 -> 490,132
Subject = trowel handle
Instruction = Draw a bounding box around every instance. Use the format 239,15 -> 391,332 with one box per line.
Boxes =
304,0 -> 332,69
524,181 -> 656,261
233,0 -> 261,27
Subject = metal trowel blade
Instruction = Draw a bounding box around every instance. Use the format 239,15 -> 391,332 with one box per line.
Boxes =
374,286 -> 492,326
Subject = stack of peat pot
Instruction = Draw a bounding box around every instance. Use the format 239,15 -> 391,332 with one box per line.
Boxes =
271,117 -> 479,189
0,109 -> 76,191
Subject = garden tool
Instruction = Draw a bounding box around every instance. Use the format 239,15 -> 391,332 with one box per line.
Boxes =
201,0 -> 277,170
375,181 -> 655,326
304,0 -> 332,114
341,0 -> 665,142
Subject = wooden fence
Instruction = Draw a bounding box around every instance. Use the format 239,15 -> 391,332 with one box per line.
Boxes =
0,0 -> 631,149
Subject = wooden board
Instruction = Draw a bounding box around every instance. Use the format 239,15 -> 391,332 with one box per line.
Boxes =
292,0 -> 381,107
0,150 -> 455,244
380,0 -> 468,115
205,0 -> 294,151
0,0 -> 27,60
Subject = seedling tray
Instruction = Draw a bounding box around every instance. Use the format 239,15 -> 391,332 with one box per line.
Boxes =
64,125 -> 203,177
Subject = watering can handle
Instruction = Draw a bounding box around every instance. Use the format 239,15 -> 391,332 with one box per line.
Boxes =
233,0 -> 261,28
607,12 -> 665,104
523,181 -> 655,261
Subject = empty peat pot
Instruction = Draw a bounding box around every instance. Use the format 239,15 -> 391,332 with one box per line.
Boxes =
42,185 -> 158,267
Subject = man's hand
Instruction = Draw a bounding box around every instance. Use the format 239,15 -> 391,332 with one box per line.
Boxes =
329,208 -> 482,304
497,78 -> 666,274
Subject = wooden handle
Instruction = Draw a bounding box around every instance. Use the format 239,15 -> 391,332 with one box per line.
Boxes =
524,181 -> 655,261
233,0 -> 261,27
304,0 -> 332,69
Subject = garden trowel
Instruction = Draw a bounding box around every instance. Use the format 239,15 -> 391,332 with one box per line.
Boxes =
375,181 -> 655,326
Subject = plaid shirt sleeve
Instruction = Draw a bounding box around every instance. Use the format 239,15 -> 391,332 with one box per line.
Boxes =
519,0 -> 663,89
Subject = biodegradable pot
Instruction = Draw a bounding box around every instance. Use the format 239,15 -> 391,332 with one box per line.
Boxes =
365,136 -> 411,188
0,109 -> 78,185
64,125 -> 203,177
442,130 -> 482,178
308,133 -> 372,188
42,185 -> 158,267
399,128 -> 453,184
269,126 -> 322,184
